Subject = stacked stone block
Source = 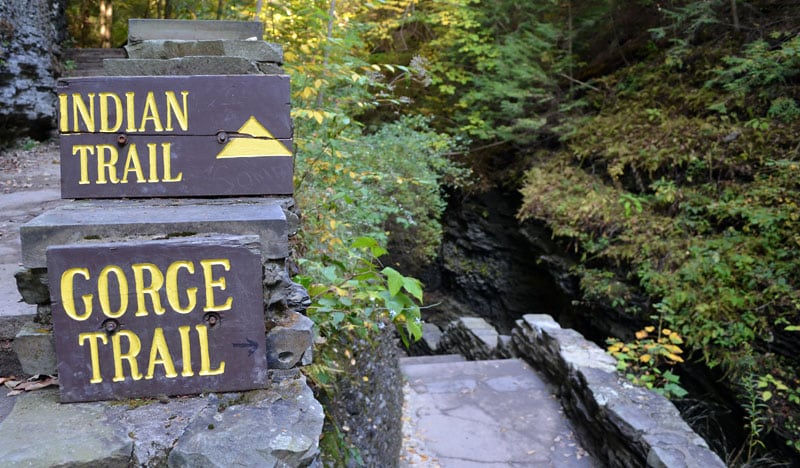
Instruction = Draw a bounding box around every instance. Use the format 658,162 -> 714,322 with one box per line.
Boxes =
4,19 -> 323,466
13,20 -> 313,379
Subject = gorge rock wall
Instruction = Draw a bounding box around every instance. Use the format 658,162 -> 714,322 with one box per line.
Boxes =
432,189 -> 572,333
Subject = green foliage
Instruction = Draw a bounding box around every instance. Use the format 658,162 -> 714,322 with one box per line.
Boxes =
296,237 -> 423,349
607,325 -> 688,399
518,5 -> 800,460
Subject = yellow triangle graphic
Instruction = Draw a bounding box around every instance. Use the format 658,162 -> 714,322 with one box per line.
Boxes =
216,116 -> 292,158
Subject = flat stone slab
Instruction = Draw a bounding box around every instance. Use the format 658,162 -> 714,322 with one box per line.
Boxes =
19,199 -> 288,268
400,358 -> 596,467
399,354 -> 465,366
0,264 -> 36,339
129,19 -> 263,42
104,56 -> 265,76
125,40 -> 283,63
0,375 -> 323,466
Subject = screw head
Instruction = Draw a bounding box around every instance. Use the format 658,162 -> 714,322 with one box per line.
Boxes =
216,131 -> 228,144
102,319 -> 119,334
116,134 -> 128,146
204,312 -> 220,327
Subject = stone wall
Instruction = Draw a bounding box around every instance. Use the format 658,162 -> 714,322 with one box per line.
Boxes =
512,314 -> 725,468
424,313 -> 726,467
0,0 -> 65,144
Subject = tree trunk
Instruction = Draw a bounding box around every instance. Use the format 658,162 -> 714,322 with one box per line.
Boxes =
99,0 -> 112,48
0,0 -> 66,143
730,0 -> 739,31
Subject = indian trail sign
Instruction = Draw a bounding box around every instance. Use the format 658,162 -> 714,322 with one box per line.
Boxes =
57,75 -> 293,198
47,236 -> 268,402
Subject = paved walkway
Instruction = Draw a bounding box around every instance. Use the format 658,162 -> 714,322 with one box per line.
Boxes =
399,355 -> 597,467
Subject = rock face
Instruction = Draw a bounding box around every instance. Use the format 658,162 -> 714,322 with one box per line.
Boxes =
0,375 -> 324,467
0,0 -> 65,144
433,189 -> 573,333
324,326 -> 403,467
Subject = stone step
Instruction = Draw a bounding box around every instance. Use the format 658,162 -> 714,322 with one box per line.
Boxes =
19,198 -> 290,269
400,358 -> 595,467
128,19 -> 263,42
63,48 -> 127,77
399,354 -> 465,367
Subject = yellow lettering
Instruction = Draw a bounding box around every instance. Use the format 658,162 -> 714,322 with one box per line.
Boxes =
112,330 -> 143,382
178,325 -> 194,377
147,143 -> 159,182
165,91 -> 189,131
97,265 -> 128,318
145,327 -> 178,379
196,324 -> 225,376
166,261 -> 197,314
58,94 -> 68,132
200,259 -> 233,312
125,92 -> 136,132
132,263 -> 166,317
79,332 -> 107,384
121,143 -> 146,183
72,145 -> 94,185
161,142 -> 182,182
61,267 -> 93,321
96,144 -> 120,184
72,93 -> 95,132
138,92 -> 164,132
99,92 -> 123,132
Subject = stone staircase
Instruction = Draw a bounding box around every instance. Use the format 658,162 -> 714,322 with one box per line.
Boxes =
399,354 -> 596,467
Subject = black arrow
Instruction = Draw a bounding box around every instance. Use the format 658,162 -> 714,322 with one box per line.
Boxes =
232,338 -> 259,356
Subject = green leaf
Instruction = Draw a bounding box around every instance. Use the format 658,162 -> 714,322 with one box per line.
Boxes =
351,236 -> 378,250
762,390 -> 773,402
407,320 -> 423,342
321,265 -> 338,283
382,266 -> 403,296
402,277 -> 423,302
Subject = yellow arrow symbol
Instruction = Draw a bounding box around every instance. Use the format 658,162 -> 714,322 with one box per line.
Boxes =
216,116 -> 292,158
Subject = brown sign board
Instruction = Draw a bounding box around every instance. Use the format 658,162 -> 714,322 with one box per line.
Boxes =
57,75 -> 293,199
47,235 -> 268,403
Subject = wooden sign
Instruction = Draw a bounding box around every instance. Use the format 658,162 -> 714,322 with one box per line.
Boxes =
57,75 -> 293,199
47,236 -> 268,403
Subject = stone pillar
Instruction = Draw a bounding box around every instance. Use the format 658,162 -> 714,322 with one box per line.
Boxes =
0,0 -> 66,144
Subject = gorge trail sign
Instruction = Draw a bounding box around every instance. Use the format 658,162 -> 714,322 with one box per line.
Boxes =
47,236 -> 268,403
57,74 -> 293,198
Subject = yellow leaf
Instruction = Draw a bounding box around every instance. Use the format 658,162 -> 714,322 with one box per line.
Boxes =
644,326 -> 655,333
635,330 -> 648,340
662,328 -> 672,335
639,354 -> 652,363
666,353 -> 684,363
330,219 -> 337,230
313,111 -> 325,124
314,79 -> 323,89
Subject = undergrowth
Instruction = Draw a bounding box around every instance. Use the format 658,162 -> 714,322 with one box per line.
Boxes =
518,21 -> 800,460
